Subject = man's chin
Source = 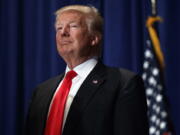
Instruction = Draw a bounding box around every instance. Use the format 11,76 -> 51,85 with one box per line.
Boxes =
58,50 -> 73,57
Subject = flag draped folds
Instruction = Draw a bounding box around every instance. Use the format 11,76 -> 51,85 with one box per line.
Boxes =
142,16 -> 171,135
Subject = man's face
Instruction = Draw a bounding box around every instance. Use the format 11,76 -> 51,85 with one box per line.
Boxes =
56,11 -> 94,60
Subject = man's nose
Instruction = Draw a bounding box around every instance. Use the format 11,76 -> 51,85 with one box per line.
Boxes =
61,26 -> 70,36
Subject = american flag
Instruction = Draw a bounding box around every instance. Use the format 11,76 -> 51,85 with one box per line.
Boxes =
142,37 -> 171,135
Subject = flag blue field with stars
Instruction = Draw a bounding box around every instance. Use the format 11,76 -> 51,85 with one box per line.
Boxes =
142,38 -> 171,135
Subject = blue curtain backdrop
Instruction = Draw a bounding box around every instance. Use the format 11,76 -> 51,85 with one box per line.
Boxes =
0,0 -> 179,135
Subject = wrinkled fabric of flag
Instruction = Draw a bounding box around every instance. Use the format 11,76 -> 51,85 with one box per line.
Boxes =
142,39 -> 171,135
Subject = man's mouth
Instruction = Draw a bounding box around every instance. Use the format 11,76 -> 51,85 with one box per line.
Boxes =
60,40 -> 72,45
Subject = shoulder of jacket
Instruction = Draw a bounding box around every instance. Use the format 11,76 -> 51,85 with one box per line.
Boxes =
105,66 -> 140,87
36,73 -> 64,89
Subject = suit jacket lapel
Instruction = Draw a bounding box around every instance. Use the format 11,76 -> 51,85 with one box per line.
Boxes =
40,74 -> 65,132
63,61 -> 106,134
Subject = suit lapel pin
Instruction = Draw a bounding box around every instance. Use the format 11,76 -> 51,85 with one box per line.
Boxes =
92,80 -> 98,84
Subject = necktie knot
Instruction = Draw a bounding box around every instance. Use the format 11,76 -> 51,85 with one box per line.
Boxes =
65,70 -> 77,81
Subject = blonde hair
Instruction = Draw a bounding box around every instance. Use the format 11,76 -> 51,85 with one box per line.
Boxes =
55,5 -> 103,36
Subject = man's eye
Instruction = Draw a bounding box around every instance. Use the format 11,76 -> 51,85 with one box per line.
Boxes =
57,27 -> 62,30
56,26 -> 63,31
70,24 -> 78,28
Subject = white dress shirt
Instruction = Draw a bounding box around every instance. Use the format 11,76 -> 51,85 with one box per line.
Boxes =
50,58 -> 98,129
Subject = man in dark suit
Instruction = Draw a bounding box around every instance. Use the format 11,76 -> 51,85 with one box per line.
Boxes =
25,5 -> 149,135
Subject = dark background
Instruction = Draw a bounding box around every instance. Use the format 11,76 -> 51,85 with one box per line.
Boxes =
0,0 -> 179,135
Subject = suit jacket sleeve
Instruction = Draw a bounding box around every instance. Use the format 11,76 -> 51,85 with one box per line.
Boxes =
24,75 -> 63,135
113,71 -> 149,135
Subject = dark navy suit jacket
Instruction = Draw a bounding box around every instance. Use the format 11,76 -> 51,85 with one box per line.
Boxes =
25,61 -> 149,135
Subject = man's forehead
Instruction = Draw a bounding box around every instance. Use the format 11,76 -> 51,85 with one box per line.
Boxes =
56,11 -> 86,24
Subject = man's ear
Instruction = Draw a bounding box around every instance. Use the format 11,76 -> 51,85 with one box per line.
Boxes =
91,33 -> 101,46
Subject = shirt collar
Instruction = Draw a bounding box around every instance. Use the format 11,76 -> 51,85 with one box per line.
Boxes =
65,58 -> 98,79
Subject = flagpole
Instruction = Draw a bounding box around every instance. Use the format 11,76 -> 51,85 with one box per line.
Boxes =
151,0 -> 157,16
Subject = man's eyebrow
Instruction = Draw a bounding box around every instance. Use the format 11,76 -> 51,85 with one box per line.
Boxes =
57,21 -> 80,25
69,21 -> 80,24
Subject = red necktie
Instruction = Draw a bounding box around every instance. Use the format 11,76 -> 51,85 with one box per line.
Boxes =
44,70 -> 77,135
